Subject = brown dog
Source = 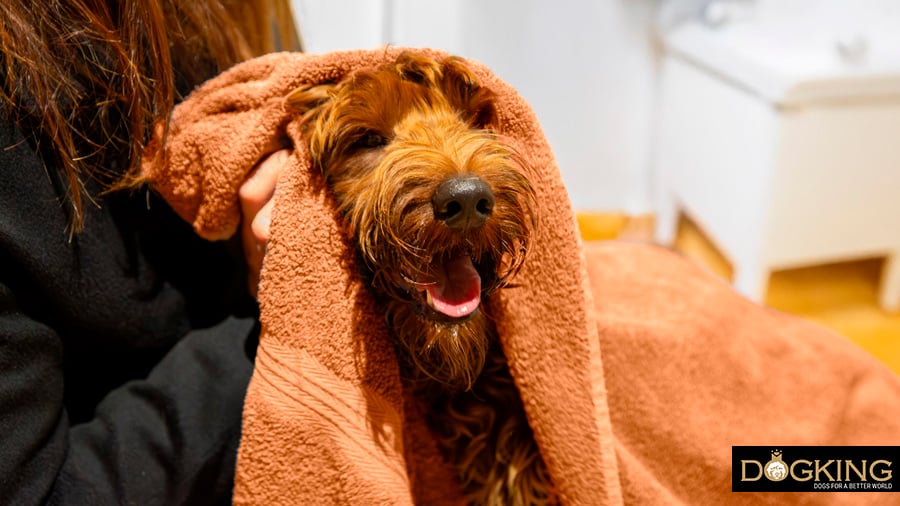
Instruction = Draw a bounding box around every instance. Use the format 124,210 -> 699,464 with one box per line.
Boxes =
287,52 -> 550,505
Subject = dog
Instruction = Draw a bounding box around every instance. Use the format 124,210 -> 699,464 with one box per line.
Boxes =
287,52 -> 550,505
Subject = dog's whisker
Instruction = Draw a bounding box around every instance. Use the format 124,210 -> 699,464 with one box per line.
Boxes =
405,277 -> 437,288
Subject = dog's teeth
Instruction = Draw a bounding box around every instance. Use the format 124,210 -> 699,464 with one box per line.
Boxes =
425,289 -> 435,309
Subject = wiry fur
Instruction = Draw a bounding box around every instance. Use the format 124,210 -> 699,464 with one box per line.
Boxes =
287,52 -> 552,505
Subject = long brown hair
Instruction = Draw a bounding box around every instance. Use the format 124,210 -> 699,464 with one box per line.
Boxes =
0,0 -> 302,233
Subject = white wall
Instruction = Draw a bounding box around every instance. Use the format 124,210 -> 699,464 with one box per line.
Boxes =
291,0 -> 661,213
291,0 -> 388,52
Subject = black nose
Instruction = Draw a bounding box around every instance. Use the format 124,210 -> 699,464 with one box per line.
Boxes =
432,175 -> 495,231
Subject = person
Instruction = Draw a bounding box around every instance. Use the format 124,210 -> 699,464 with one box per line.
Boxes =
0,1 -> 299,503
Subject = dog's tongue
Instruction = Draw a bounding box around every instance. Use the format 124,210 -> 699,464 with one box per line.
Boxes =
423,255 -> 482,318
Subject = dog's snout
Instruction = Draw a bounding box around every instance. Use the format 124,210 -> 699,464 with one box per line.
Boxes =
433,175 -> 495,231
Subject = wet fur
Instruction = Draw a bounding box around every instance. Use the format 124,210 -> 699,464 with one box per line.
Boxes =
287,52 -> 551,505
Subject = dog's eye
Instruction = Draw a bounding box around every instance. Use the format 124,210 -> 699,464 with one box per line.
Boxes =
354,132 -> 388,150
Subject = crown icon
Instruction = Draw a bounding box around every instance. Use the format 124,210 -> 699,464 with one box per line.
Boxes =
771,449 -> 782,459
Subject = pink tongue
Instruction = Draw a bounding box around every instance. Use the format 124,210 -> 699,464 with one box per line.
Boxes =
423,256 -> 482,318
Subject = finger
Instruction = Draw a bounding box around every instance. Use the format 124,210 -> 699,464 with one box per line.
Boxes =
251,197 -> 275,245
242,217 -> 266,299
241,192 -> 275,299
240,149 -> 289,297
245,198 -> 274,294
239,149 -> 289,216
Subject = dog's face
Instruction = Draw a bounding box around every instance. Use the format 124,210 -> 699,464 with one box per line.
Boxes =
288,53 -> 536,389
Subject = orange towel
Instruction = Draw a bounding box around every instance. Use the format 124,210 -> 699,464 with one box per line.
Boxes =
141,48 -> 900,505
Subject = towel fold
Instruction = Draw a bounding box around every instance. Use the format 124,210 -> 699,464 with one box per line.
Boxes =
142,47 -> 900,505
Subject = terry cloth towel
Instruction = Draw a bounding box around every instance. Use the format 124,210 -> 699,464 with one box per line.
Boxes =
141,48 -> 900,505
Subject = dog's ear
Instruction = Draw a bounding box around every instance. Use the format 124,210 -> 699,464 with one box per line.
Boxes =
439,57 -> 498,130
285,83 -> 337,166
394,52 -> 442,86
393,53 -> 497,129
286,83 -> 335,123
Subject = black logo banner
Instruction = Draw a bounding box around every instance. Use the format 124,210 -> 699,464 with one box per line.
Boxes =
732,446 -> 899,492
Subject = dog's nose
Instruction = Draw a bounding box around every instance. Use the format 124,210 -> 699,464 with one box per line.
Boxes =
433,175 -> 495,231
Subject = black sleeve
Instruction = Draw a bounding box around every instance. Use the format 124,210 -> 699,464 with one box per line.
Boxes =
0,108 -> 258,505
0,283 -> 256,506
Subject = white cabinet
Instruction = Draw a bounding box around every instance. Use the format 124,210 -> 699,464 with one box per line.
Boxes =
654,1 -> 900,310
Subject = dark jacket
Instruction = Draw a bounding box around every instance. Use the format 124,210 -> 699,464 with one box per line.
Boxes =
0,109 -> 259,504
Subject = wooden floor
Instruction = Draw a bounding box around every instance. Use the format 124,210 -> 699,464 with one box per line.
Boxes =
576,212 -> 900,376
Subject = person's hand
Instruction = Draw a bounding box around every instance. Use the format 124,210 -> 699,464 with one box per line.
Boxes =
239,149 -> 289,298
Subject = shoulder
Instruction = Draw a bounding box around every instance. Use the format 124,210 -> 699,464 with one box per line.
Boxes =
0,106 -> 73,256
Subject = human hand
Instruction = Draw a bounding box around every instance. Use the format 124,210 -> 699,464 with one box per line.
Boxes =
239,149 -> 289,298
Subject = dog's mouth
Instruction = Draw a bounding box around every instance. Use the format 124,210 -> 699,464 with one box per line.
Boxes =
412,253 -> 483,320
